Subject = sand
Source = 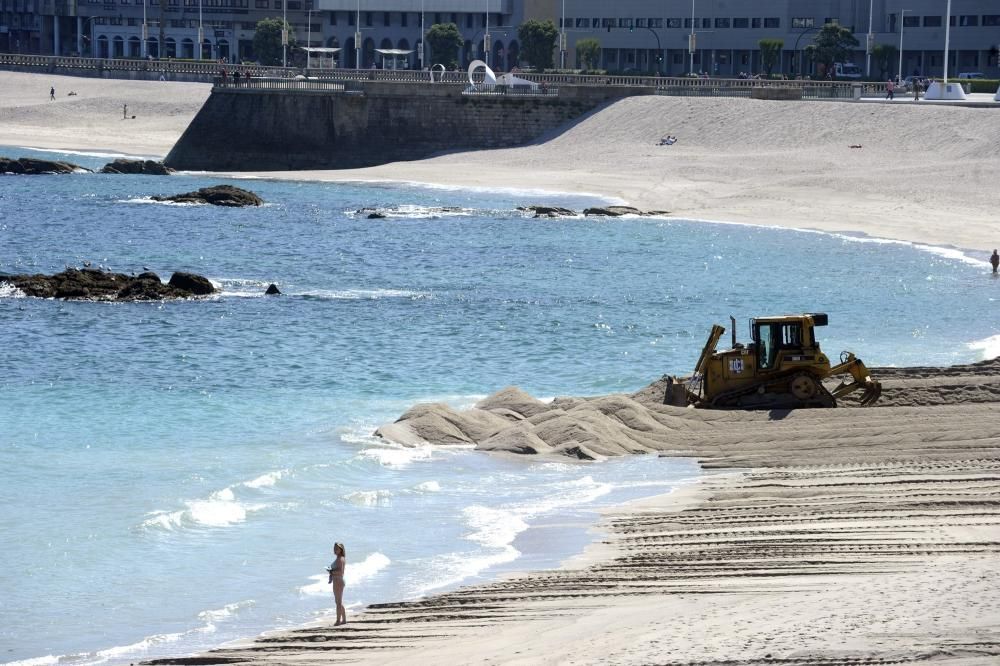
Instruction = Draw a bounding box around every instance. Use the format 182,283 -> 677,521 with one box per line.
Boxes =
3,69 -> 999,665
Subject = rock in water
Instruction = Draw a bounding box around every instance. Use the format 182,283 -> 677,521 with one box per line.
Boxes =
582,206 -> 643,217
265,283 -> 281,295
0,156 -> 88,174
151,185 -> 263,207
522,205 -> 577,218
167,272 -> 215,295
100,159 -> 173,175
2,268 -> 215,301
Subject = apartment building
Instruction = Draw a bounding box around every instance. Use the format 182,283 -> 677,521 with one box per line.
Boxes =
2,0 -> 997,79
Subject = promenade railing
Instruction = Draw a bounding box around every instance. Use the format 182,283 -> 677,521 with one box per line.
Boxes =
0,53 -> 893,98
461,83 -> 559,97
212,76 -> 364,94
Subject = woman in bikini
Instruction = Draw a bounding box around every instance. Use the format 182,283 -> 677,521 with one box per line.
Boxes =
328,542 -> 347,625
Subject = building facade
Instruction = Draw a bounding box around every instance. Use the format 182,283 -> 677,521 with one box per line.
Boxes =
2,0 -> 997,79
541,0 -> 999,78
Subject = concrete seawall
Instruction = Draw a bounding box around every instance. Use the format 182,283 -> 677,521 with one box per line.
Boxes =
164,82 -> 653,171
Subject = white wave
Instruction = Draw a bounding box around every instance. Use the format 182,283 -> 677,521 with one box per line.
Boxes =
414,480 -> 441,492
411,545 -> 520,597
0,282 -> 26,298
463,505 -> 530,549
357,443 -> 436,468
197,599 -> 255,625
299,552 -> 391,596
117,197 -> 203,207
673,216 -> 987,267
298,288 -> 428,300
968,334 -> 1000,361
343,489 -> 393,507
15,146 -> 159,160
244,470 -> 285,489
141,487 -> 265,530
3,656 -> 59,666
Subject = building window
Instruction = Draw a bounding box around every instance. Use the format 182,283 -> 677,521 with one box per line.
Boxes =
751,18 -> 761,28
347,12 -> 354,26
983,15 -> 1000,27
922,16 -> 941,27
683,18 -> 694,29
635,18 -> 646,28
433,13 -> 440,24
575,18 -> 588,28
667,18 -> 681,28
400,12 -> 406,27
649,18 -> 662,28
672,53 -> 682,64
763,18 -> 780,28
287,1 -> 300,9
328,11 -> 336,24
255,0 -> 265,7
824,17 -> 838,25
618,18 -> 632,29
791,18 -> 815,29
273,1 -> 280,9
958,15 -> 978,26
903,15 -> 919,27
602,18 -> 614,29
365,11 -> 372,27
701,18 -> 710,29
382,11 -> 389,27
733,17 -> 748,28
714,17 -> 729,29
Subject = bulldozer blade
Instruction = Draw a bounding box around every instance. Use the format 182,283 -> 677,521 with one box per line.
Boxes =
859,380 -> 882,407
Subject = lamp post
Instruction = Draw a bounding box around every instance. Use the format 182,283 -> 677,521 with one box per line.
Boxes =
419,0 -> 424,69
865,0 -> 874,77
198,0 -> 204,60
306,8 -> 312,69
355,0 -> 360,69
484,0 -> 490,67
141,0 -> 147,58
898,9 -> 909,82
688,0 -> 695,74
942,0 -> 952,82
559,0 -> 565,69
281,0 -> 287,67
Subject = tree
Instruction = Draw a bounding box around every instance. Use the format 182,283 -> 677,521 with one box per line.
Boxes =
575,38 -> 601,71
872,43 -> 898,80
518,19 -> 558,71
253,18 -> 295,66
426,22 -> 462,70
758,38 -> 784,77
807,23 -> 859,78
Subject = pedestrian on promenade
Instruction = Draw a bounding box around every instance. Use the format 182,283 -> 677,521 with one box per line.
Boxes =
885,79 -> 894,100
50,86 -> 55,101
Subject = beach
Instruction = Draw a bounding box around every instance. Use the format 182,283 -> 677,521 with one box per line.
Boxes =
3,69 -> 1000,665
2,71 -> 999,254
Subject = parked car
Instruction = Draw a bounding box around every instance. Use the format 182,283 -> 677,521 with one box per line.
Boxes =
957,72 -> 986,79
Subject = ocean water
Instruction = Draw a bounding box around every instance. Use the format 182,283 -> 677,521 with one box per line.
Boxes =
1,146 -> 998,665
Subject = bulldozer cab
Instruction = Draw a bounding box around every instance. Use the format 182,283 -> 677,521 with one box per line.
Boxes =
751,316 -> 816,372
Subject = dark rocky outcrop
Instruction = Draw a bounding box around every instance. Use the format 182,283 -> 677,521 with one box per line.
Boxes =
100,159 -> 174,175
0,156 -> 89,175
521,205 -> 577,218
151,184 -> 263,207
167,271 -> 215,295
583,206 -> 643,217
2,268 -> 216,301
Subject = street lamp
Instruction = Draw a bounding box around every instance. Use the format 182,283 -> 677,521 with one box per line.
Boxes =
688,0 -> 695,74
484,0 -> 490,68
898,9 -> 909,82
355,0 -> 360,69
559,0 -> 566,69
419,0 -> 424,69
281,0 -> 287,67
141,0 -> 147,58
866,0 -> 874,77
198,0 -> 204,60
307,8 -> 312,69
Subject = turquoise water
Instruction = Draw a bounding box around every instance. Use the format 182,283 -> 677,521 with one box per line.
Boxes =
1,146 -> 998,665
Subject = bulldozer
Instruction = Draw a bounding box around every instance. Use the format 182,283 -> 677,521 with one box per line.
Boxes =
667,313 -> 882,409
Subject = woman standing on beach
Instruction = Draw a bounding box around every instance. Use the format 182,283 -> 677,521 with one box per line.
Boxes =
328,542 -> 347,625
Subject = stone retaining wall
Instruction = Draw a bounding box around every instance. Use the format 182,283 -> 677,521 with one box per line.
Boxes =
164,82 -> 653,171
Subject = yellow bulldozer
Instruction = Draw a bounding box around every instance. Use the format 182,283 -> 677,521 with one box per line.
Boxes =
668,313 -> 882,409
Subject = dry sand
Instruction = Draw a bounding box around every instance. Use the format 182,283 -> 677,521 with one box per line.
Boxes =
3,70 -> 999,665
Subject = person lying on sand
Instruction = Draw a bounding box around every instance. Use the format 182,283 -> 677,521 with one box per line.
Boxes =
659,136 -> 677,146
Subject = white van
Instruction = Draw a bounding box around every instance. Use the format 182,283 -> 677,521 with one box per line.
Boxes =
833,62 -> 863,79
957,72 -> 986,79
